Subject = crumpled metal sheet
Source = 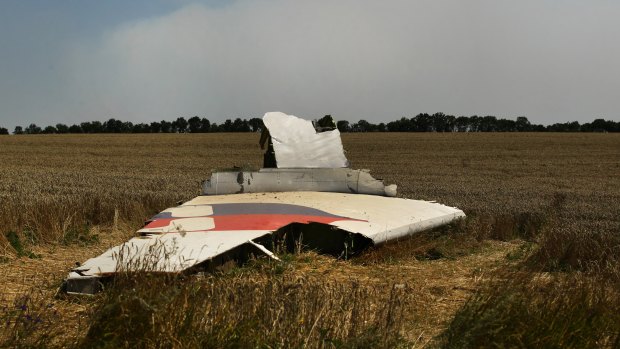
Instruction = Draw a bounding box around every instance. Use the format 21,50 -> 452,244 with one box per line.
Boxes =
263,112 -> 349,168
203,168 -> 397,197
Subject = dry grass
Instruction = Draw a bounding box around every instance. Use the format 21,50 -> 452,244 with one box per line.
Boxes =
1,132 -> 619,348
79,272 -> 413,349
0,134 -> 261,249
441,271 -> 620,348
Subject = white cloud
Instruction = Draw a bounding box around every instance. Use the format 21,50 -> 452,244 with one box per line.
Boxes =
61,0 -> 620,124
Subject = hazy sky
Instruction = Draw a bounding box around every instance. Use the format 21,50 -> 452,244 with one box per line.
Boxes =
1,0 -> 619,129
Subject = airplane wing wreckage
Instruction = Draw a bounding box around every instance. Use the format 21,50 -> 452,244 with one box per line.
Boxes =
64,112 -> 465,294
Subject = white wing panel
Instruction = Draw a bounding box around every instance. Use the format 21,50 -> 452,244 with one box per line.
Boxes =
73,230 -> 270,277
185,192 -> 465,244
67,192 -> 464,293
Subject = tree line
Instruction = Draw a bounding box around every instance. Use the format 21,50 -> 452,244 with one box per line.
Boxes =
1,113 -> 618,135
1,117 -> 262,135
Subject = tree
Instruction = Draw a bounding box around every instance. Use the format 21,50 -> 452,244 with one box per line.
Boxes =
479,116 -> 498,132
81,121 -> 103,133
589,118 -> 617,132
411,113 -> 432,132
68,124 -> 82,133
316,115 -> 336,129
120,121 -> 133,133
231,118 -> 250,132
150,121 -> 162,133
515,116 -> 531,132
220,119 -> 233,132
188,116 -> 202,133
468,115 -> 481,132
0,127 -> 8,135
80,122 -> 93,133
56,123 -> 69,134
496,118 -> 516,132
446,115 -> 456,132
104,118 -> 122,133
13,126 -> 24,135
352,120 -> 372,132
160,120 -> 172,133
430,112 -> 449,132
91,121 -> 103,133
565,121 -> 581,132
25,123 -> 42,134
248,118 -> 263,132
386,117 -> 410,132
337,120 -> 350,132
132,123 -> 150,133
200,118 -> 211,132
454,116 -> 470,132
173,117 -> 188,133
43,125 -> 57,134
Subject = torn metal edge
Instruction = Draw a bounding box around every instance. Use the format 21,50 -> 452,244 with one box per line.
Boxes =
203,168 -> 397,197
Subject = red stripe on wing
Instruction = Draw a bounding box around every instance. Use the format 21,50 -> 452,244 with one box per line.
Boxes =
143,214 -> 358,232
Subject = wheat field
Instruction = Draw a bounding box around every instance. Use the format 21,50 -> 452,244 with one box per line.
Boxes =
0,133 -> 619,348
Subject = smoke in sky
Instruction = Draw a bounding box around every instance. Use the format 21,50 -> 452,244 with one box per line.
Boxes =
3,0 -> 620,127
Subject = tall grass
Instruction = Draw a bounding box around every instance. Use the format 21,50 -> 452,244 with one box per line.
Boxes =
527,224 -> 620,279
438,188 -> 620,348
79,270 -> 415,349
1,291 -> 64,349
441,271 -> 620,349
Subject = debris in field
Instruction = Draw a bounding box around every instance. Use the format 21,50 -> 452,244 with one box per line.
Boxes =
203,168 -> 397,197
64,112 -> 465,295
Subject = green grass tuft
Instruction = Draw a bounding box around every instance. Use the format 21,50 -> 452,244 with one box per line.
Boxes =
4,231 -> 40,259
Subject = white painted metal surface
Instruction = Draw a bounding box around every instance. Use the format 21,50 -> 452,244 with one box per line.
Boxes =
69,230 -> 270,277
184,192 -> 465,245
66,192 -> 464,288
263,112 -> 349,168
